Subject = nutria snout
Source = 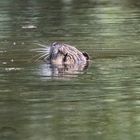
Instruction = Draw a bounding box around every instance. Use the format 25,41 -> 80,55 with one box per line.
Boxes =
34,42 -> 89,66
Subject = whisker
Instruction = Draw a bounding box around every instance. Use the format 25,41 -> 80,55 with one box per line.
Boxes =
29,52 -> 44,63
44,54 -> 50,60
33,43 -> 49,48
31,52 -> 46,60
34,50 -> 49,53
31,48 -> 49,52
34,53 -> 49,62
33,52 -> 49,58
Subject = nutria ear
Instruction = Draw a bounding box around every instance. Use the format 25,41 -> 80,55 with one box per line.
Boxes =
82,52 -> 89,60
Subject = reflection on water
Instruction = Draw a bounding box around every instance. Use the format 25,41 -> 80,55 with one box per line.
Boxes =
0,0 -> 140,140
38,62 -> 88,80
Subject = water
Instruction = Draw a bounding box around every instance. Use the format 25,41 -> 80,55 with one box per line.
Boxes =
0,0 -> 140,140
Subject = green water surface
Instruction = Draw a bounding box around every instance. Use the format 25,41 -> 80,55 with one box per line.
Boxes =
0,0 -> 140,140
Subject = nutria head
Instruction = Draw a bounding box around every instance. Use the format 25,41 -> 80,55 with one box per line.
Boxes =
42,42 -> 89,65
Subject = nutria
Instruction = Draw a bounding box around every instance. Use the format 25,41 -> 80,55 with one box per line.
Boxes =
34,42 -> 89,66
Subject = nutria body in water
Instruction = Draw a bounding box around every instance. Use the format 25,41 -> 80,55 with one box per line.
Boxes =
34,42 -> 89,78
37,42 -> 89,66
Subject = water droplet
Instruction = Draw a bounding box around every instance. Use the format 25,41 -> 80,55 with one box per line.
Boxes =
2,62 -> 7,65
13,42 -> 16,45
22,25 -> 37,29
11,59 -> 14,62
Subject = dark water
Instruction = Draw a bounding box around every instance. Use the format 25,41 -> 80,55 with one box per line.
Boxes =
0,0 -> 140,140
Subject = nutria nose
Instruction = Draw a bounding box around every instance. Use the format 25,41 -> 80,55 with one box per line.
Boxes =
52,42 -> 59,47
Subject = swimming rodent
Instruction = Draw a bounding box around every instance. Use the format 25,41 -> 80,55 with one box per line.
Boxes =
35,42 -> 89,65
